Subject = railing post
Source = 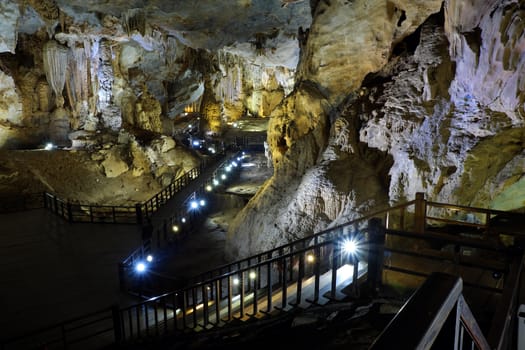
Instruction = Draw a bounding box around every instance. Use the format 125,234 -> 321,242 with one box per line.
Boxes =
135,203 -> 143,225
112,304 -> 123,344
118,263 -> 126,292
414,192 -> 426,233
367,217 -> 385,294
67,202 -> 73,222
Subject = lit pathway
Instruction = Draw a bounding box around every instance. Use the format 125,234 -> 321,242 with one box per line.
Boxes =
118,263 -> 368,342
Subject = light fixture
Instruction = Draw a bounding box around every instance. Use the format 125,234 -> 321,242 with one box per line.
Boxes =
232,161 -> 238,167
199,199 -> 206,206
306,254 -> 315,263
192,140 -> 200,147
172,225 -> 179,232
206,185 -> 212,192
135,262 -> 146,273
146,254 -> 153,263
181,217 -> 187,223
213,179 -> 219,186
44,142 -> 54,151
225,166 -> 232,172
249,271 -> 256,279
342,238 -> 358,255
233,278 -> 240,285
190,201 -> 199,209
221,174 -> 227,180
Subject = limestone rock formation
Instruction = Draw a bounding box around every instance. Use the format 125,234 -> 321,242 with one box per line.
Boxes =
0,0 -> 524,260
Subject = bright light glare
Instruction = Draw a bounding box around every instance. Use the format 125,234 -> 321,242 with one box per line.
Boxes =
172,225 -> 179,232
181,217 -> 187,223
199,199 -> 206,206
190,201 -> 199,209
213,179 -> 219,186
225,166 -> 232,172
233,278 -> 240,285
342,239 -> 358,255
192,140 -> 200,146
249,271 -> 256,279
208,147 -> 216,154
146,255 -> 153,262
221,174 -> 227,180
306,254 -> 315,263
44,142 -> 54,150
206,185 -> 212,191
232,161 -> 238,167
135,262 -> 146,273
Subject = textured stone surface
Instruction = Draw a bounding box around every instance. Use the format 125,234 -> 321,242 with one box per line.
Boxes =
0,0 -> 525,260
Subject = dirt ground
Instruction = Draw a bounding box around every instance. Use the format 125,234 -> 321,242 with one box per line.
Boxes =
0,149 -> 161,205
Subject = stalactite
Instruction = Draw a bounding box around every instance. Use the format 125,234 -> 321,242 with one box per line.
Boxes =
43,40 -> 69,106
164,35 -> 178,72
122,8 -> 146,36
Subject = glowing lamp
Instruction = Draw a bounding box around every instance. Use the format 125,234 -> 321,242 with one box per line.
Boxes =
225,166 -> 232,172
249,271 -> 256,280
135,262 -> 146,273
233,278 -> 240,285
206,185 -> 213,192
181,217 -> 187,223
199,199 -> 206,206
213,179 -> 219,186
146,255 -> 153,263
306,254 -> 315,263
172,225 -> 179,232
44,143 -> 54,150
221,174 -> 227,180
342,239 -> 358,255
190,201 -> 199,209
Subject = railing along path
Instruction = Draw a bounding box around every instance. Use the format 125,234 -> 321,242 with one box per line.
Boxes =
2,193 -> 524,349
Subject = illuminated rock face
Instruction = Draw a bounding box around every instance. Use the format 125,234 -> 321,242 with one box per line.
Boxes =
227,0 -> 525,257
0,0 -> 524,258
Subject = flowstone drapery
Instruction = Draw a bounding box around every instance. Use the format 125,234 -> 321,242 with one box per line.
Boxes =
43,40 -> 69,107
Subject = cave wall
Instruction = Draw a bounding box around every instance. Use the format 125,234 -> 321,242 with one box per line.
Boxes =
0,0 -> 524,259
227,0 -> 525,258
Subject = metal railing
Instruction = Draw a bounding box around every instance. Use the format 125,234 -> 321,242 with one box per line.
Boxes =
116,235 -> 367,342
41,162 -> 210,225
118,151 -> 248,293
0,306 -> 118,350
2,193 -> 523,349
0,193 -> 45,213
370,273 -> 491,349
